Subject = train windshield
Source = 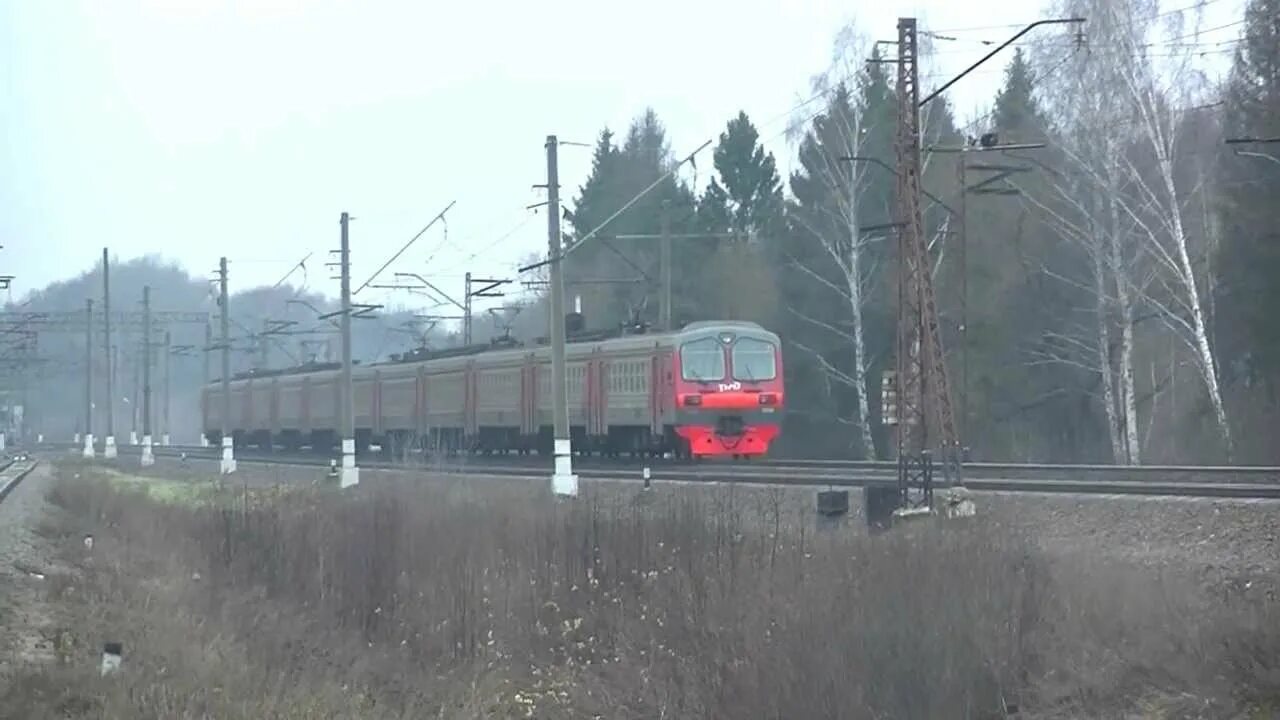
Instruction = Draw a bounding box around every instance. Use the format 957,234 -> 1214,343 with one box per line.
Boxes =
732,337 -> 777,381
680,337 -> 726,382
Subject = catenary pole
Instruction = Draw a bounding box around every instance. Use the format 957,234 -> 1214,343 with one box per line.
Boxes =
660,200 -> 672,332
546,135 -> 577,496
202,322 -> 211,446
141,286 -> 155,465
219,257 -> 236,473
102,248 -> 117,458
339,212 -> 359,488
83,299 -> 94,458
162,329 -> 171,446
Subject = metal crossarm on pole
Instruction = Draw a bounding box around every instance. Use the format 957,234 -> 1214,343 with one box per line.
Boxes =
354,201 -> 456,296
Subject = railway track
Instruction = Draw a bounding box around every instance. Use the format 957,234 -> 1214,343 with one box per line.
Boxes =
751,457 -> 1280,485
48,442 -> 1280,500
0,455 -> 40,504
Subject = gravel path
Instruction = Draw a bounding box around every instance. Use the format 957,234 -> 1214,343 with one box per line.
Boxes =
980,491 -> 1280,602
0,463 -> 53,579
985,491 -> 1280,568
0,463 -> 63,678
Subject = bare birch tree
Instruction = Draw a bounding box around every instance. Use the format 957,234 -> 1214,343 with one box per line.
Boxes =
1028,0 -> 1234,461
1110,6 -> 1235,458
786,98 -> 883,453
1030,0 -> 1149,463
1020,144 -> 1143,463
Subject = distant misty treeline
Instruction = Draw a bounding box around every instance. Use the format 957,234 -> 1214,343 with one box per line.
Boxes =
6,255 -> 526,443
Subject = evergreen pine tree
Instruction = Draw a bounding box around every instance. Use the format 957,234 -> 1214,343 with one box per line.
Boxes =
698,111 -> 784,237
991,49 -> 1048,144
692,111 -> 784,325
566,111 -> 695,329
1218,0 -> 1280,385
781,79 -> 897,457
569,129 -> 622,244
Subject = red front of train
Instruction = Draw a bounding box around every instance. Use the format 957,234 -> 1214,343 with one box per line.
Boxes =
671,323 -> 784,458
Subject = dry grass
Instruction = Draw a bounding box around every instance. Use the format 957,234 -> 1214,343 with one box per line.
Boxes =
2,463 -> 1278,719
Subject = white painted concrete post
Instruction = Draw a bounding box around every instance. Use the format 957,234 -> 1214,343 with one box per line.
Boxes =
161,433 -> 170,446
552,438 -> 578,497
104,435 -> 117,459
129,430 -> 138,446
545,137 -> 577,499
340,437 -> 359,489
140,434 -> 154,467
220,435 -> 236,474
83,433 -> 95,459
100,642 -> 122,676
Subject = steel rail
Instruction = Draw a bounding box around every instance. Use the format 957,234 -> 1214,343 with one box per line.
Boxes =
48,442 -> 1280,475
753,457 -> 1280,475
66,444 -> 1280,500
0,459 -> 39,503
47,442 -> 1280,477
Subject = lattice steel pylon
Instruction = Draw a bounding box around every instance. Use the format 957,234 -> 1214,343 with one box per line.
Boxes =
893,18 -> 958,484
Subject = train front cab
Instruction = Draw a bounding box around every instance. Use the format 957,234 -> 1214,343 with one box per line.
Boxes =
671,324 -> 783,458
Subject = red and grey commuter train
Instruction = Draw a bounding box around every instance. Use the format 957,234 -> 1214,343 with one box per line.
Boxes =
201,321 -> 785,459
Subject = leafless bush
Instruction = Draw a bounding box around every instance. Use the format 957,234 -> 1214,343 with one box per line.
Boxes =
6,465 -> 1277,719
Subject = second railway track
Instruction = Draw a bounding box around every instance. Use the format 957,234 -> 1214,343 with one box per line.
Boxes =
48,443 -> 1280,500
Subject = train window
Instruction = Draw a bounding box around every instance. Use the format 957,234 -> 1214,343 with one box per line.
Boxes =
732,337 -> 777,381
680,338 -> 726,382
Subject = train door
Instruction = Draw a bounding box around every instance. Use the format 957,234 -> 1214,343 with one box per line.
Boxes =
241,379 -> 253,429
520,352 -> 537,442
269,378 -> 280,436
415,366 -> 426,441
464,360 -> 478,445
301,377 -> 312,434
595,352 -> 609,439
585,349 -> 606,442
584,354 -> 593,439
649,352 -> 662,438
650,348 -> 675,447
373,370 -> 383,437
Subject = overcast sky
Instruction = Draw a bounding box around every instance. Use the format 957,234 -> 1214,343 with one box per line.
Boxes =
1,0 -> 1244,316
